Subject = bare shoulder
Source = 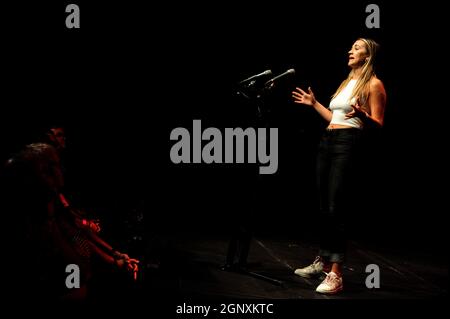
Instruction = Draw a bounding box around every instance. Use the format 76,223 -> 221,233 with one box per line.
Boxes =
370,77 -> 386,94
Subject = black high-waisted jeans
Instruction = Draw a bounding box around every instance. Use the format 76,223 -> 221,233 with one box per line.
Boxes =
316,128 -> 362,263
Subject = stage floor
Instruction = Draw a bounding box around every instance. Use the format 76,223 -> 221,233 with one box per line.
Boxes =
168,235 -> 447,299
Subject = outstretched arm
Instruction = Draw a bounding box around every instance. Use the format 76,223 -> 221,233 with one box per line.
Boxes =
86,232 -> 139,276
292,87 -> 332,123
59,193 -> 101,232
58,194 -> 139,277
84,229 -> 113,252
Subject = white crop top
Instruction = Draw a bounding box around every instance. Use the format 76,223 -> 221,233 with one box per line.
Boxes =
329,79 -> 363,129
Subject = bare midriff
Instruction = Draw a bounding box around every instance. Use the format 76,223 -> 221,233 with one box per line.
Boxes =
327,123 -> 353,129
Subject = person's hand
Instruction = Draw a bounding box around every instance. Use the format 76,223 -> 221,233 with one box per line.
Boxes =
113,250 -> 138,270
124,258 -> 139,274
345,99 -> 368,119
115,255 -> 139,279
114,251 -> 130,261
292,87 -> 317,107
77,218 -> 101,233
88,219 -> 101,233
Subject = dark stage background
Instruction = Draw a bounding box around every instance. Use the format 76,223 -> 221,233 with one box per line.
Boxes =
1,1 -> 445,264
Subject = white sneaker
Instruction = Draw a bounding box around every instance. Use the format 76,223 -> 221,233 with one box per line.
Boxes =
294,256 -> 325,278
315,271 -> 343,294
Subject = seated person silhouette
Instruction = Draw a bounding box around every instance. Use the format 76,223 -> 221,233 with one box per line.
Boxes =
1,143 -> 139,302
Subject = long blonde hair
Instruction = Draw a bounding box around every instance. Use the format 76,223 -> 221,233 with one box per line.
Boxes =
332,38 -> 380,113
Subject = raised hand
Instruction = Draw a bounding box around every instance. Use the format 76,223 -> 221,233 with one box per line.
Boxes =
345,98 -> 368,119
292,86 -> 317,106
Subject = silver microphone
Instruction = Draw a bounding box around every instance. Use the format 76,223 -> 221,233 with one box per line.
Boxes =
264,69 -> 295,86
239,69 -> 273,85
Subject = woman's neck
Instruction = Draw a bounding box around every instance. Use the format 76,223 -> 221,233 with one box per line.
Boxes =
352,67 -> 363,79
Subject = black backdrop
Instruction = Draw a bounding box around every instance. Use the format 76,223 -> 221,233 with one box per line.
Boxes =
2,1 -> 445,255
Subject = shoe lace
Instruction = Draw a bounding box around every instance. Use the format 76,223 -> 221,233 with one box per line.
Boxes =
324,272 -> 340,285
300,257 -> 323,272
308,256 -> 322,269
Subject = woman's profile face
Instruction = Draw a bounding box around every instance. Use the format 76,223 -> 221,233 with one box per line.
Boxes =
348,40 -> 369,68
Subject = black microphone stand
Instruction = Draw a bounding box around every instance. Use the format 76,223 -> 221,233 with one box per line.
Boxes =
220,79 -> 283,287
235,79 -> 274,122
